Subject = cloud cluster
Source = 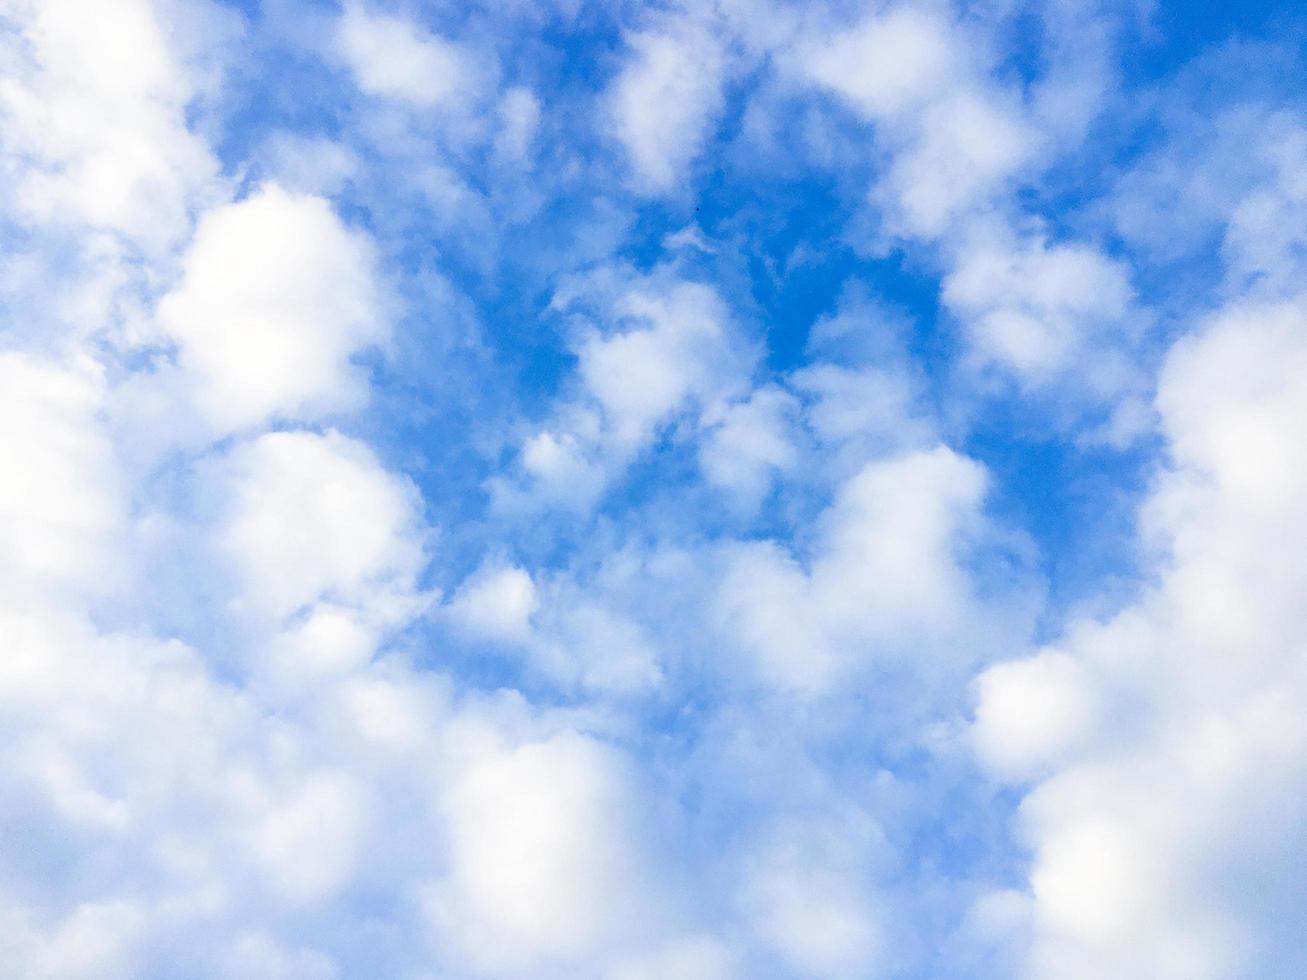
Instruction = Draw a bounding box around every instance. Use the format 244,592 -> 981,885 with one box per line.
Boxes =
3,1 -> 1306,978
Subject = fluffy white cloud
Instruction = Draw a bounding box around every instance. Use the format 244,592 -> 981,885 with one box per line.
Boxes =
506,422 -> 610,512
609,18 -> 726,194
446,559 -> 664,696
792,362 -> 928,452
971,649 -> 1099,781
801,6 -> 1037,238
0,353 -> 120,596
974,295 -> 1307,977
881,90 -> 1036,239
943,228 -> 1136,381
717,446 -> 1006,694
446,562 -> 539,644
738,812 -> 885,978
496,269 -> 755,511
336,3 -> 477,108
208,429 -> 426,623
7,3 -> 1307,978
798,5 -> 1141,403
803,7 -> 964,120
157,185 -> 385,432
699,385 -> 799,507
0,0 -> 225,244
428,730 -> 659,971
576,280 -> 749,446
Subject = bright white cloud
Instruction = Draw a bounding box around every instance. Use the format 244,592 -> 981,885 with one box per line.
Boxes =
428,731 -> 658,970
699,385 -> 800,507
4,2 -> 1306,977
971,649 -> 1099,781
337,3 -> 476,107
975,294 -> 1307,977
209,428 -> 425,623
803,7 -> 964,120
0,353 -> 119,596
157,185 -> 385,432
0,0 -> 224,244
446,562 -> 539,644
717,446 -> 1008,694
943,228 -> 1135,381
609,19 -> 726,194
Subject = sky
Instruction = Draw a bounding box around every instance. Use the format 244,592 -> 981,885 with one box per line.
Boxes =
1,0 -> 1306,977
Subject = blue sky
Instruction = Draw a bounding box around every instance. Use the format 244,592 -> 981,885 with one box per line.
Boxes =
3,1 -> 1307,977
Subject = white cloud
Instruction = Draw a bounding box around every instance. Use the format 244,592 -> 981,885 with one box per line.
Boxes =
446,563 -> 539,645
446,560 -> 664,696
497,269 -> 755,511
802,7 -> 964,120
209,429 -> 426,623
880,90 -> 1036,238
975,295 -> 1307,977
336,3 -> 476,108
801,7 -> 1037,239
609,19 -> 726,194
971,649 -> 1099,781
509,424 -> 610,511
540,602 -> 663,695
0,353 -> 119,596
157,185 -> 385,433
792,362 -> 931,454
717,446 -> 1001,694
699,385 -> 800,507
738,813 -> 885,978
1218,119 -> 1307,297
943,228 -> 1135,381
796,4 -> 1143,406
428,731 -> 658,970
0,0 -> 224,244
246,772 -> 364,904
577,280 -> 748,446
8,3 -> 1307,978
1109,96 -> 1307,298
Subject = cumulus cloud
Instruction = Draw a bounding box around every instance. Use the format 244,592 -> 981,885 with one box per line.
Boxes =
698,384 -> 800,507
793,3 -> 1148,406
493,267 -> 755,511
609,17 -> 727,194
156,185 -> 385,432
0,0 -> 225,243
973,294 -> 1307,976
336,3 -> 478,108
446,561 -> 539,644
717,446 -> 1017,695
943,227 -> 1136,382
207,429 -> 426,623
0,353 -> 119,596
427,730 -> 661,970
801,5 -> 1037,238
5,1 -> 1307,977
